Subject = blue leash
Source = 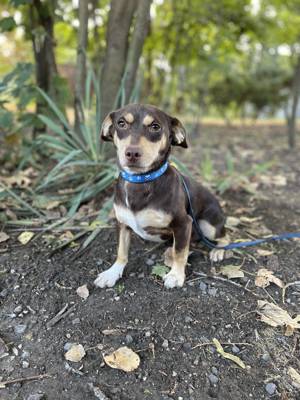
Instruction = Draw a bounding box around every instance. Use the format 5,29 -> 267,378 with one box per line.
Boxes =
180,174 -> 300,250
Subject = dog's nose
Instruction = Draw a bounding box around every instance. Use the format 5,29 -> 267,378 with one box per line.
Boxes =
125,146 -> 142,163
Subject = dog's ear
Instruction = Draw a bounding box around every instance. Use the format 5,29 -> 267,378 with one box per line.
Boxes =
169,117 -> 188,148
100,112 -> 114,142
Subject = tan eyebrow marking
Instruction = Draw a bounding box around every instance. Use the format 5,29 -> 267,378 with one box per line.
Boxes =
142,115 -> 154,126
124,113 -> 134,123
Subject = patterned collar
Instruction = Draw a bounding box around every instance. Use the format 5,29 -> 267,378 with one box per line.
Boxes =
120,162 -> 169,183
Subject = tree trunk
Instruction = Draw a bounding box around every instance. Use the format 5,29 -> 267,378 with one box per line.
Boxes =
29,0 -> 58,134
100,0 -> 137,119
124,0 -> 152,103
287,54 -> 300,149
74,0 -> 89,132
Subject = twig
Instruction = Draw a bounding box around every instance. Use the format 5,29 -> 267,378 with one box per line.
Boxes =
46,304 -> 75,328
282,281 -> 300,304
0,374 -> 51,387
192,341 -> 253,350
192,271 -> 259,297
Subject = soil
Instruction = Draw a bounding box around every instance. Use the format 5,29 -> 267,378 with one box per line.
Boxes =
1,123 -> 300,400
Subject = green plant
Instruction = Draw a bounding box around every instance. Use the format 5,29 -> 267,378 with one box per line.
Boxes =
36,66 -> 118,217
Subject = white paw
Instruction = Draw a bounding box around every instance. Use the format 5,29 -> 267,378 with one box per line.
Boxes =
94,263 -> 124,288
163,271 -> 185,289
210,248 -> 225,262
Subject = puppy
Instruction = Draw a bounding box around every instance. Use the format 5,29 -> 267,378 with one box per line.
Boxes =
94,104 -> 227,289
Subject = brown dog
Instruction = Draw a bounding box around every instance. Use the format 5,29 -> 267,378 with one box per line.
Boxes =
94,104 -> 227,289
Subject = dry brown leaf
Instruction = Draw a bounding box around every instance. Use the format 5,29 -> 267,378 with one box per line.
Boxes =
288,367 -> 300,389
65,344 -> 86,362
18,231 -> 34,245
212,338 -> 246,369
104,346 -> 140,372
257,300 -> 300,336
0,232 -> 10,243
256,249 -> 274,257
240,216 -> 262,224
59,231 -> 74,241
226,216 -> 240,228
255,269 -> 284,289
220,265 -> 245,279
76,284 -> 89,299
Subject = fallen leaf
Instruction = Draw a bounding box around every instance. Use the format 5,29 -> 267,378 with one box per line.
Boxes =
257,300 -> 300,336
255,269 -> 284,289
219,265 -> 244,279
65,344 -> 86,362
151,264 -> 169,278
256,249 -> 274,257
59,231 -> 74,241
76,284 -> 89,299
103,346 -> 140,372
18,231 -> 34,245
288,367 -> 300,389
225,216 -> 240,228
240,216 -> 262,224
212,338 -> 246,369
0,232 -> 10,243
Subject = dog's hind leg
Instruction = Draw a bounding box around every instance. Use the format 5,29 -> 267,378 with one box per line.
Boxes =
198,220 -> 228,262
94,223 -> 131,288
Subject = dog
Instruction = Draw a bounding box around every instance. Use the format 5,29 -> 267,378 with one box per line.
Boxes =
94,104 -> 228,289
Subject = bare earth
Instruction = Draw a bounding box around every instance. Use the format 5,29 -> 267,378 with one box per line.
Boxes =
1,123 -> 300,400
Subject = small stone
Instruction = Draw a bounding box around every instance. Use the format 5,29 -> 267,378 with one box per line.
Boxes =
14,305 -> 22,313
208,373 -> 219,385
184,316 -> 193,323
125,334 -> 133,344
0,289 -> 8,297
172,371 -> 177,377
162,339 -> 169,349
96,259 -> 104,266
138,273 -> 145,279
22,361 -> 29,368
21,350 -> 30,359
146,259 -> 154,266
232,345 -> 240,354
26,394 -> 45,400
208,287 -> 218,297
182,342 -> 192,352
14,324 -> 27,335
72,318 -> 80,325
64,342 -> 75,351
199,282 -> 207,292
145,331 -> 151,338
265,383 -> 276,395
13,347 -> 19,356
211,367 -> 218,375
261,353 -> 271,362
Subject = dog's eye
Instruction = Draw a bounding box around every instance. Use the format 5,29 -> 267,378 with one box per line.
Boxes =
117,119 -> 127,129
149,122 -> 161,132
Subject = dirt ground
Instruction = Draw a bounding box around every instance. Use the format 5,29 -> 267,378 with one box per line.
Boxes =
1,124 -> 300,400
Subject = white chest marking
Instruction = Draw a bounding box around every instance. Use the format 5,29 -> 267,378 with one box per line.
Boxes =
114,204 -> 172,242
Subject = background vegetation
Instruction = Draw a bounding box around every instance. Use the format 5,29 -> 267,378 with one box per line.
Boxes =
0,0 -> 299,240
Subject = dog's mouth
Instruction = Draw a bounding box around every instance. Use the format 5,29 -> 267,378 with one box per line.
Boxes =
123,164 -> 149,174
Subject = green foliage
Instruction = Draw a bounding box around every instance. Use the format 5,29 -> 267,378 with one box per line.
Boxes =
151,264 -> 170,278
36,66 -> 117,216
0,62 -> 36,135
0,16 -> 16,32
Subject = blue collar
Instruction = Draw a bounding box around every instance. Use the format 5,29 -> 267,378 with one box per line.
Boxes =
120,162 -> 169,183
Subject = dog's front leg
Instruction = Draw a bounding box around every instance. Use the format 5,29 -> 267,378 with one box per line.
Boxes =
163,215 -> 192,289
94,223 -> 131,288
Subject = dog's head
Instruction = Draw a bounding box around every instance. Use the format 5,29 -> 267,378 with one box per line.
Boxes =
101,104 -> 187,173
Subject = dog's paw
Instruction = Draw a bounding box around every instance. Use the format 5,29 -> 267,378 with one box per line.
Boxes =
163,271 -> 185,289
163,247 -> 173,268
94,263 -> 124,288
210,248 -> 225,263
